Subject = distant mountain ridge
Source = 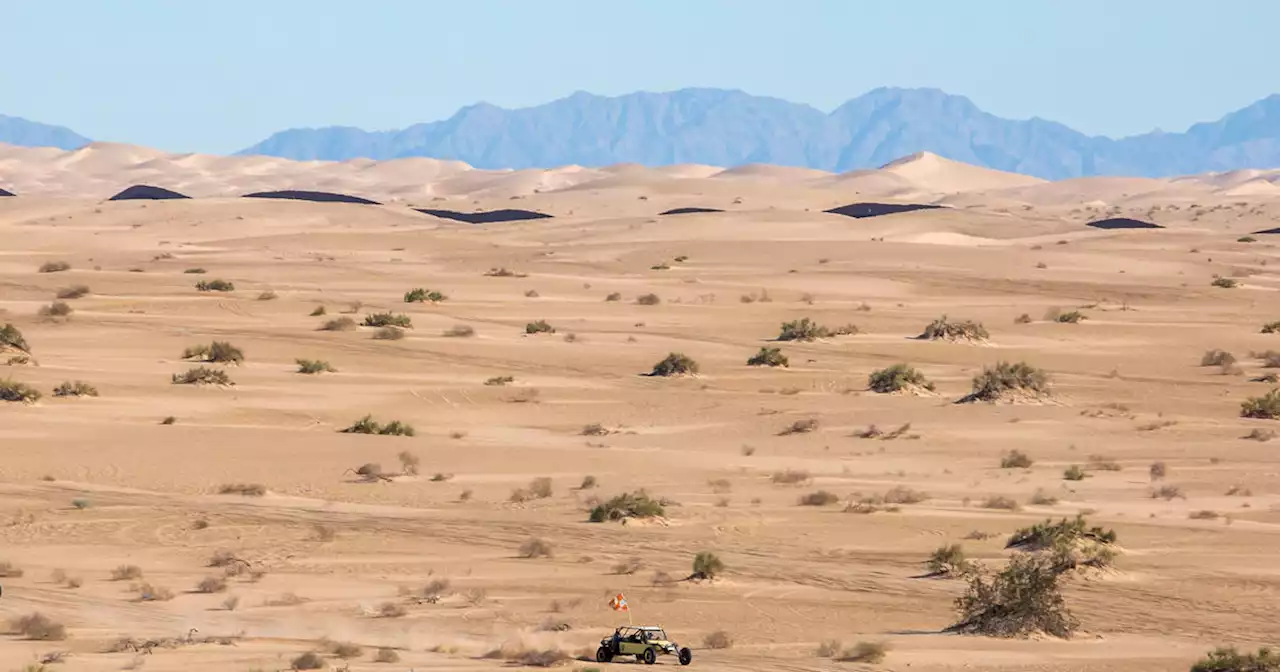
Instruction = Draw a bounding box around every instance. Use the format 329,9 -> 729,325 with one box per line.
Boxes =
238,88 -> 1280,180
0,114 -> 91,151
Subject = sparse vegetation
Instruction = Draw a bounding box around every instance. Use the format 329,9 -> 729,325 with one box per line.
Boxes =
373,326 -> 405,340
798,490 -> 840,506
776,317 -> 856,341
948,553 -> 1076,638
702,630 -> 732,649
691,551 -> 725,581
1054,310 -> 1086,323
925,543 -> 971,577
171,366 -> 233,385
1241,389 -> 1280,419
320,316 -> 357,331
526,320 -> 556,334
1201,350 -> 1237,367
1007,516 -> 1117,550
195,279 -> 235,292
363,312 -> 412,328
0,379 -> 42,403
605,292 -> 622,302
1262,321 -> 1280,334
747,347 -> 788,367
485,375 -> 514,386
519,537 -> 554,559
37,301 -> 73,319
38,261 -> 71,273
918,315 -> 989,341
340,415 -> 416,436
52,381 -> 98,398
966,361 -> 1051,402
485,267 -> 525,278
296,359 -> 335,374
837,641 -> 888,664
1001,450 -> 1034,469
56,285 -> 90,299
636,293 -> 661,305
589,491 -> 667,522
182,341 -> 244,364
1151,484 -> 1185,500
218,483 -> 266,496
650,352 -> 699,376
982,496 -> 1021,511
111,564 -> 143,581
375,647 -> 401,663
868,363 -> 934,393
1212,276 -> 1239,288
291,651 -> 325,670
1063,465 -> 1086,481
1191,647 -> 1280,672
779,418 -> 819,435
770,469 -> 812,485
0,324 -> 30,353
442,324 -> 475,337
1028,489 -> 1059,506
184,267 -> 207,274
10,612 -> 66,641
196,576 -> 228,593
310,305 -> 327,316
404,288 -> 447,303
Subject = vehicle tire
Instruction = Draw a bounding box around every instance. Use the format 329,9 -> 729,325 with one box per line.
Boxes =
643,648 -> 656,665
679,647 -> 693,666
596,647 -> 613,663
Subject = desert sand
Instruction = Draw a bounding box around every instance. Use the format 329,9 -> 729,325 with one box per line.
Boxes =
1,142 -> 1280,671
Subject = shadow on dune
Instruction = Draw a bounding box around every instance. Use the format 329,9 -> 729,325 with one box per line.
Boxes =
1252,227 -> 1280,235
824,202 -> 943,219
659,207 -> 725,216
242,190 -> 381,205
0,187 -> 13,197
415,208 -> 553,224
108,185 -> 191,201
1086,217 -> 1163,230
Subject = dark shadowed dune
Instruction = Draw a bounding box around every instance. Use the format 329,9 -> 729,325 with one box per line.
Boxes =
1086,217 -> 1164,230
243,190 -> 381,205
659,207 -> 725,215
824,202 -> 943,219
108,185 -> 190,201
0,187 -> 13,197
415,208 -> 553,224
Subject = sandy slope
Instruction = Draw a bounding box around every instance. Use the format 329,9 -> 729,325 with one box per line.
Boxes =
1,149 -> 1280,672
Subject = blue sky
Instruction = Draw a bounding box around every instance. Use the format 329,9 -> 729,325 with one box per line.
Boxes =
2,0 -> 1276,154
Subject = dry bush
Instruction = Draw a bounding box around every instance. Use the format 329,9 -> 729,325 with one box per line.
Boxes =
171,366 -> 233,386
182,341 -> 245,365
771,469 -> 812,485
56,285 -> 90,299
1028,489 -> 1059,506
948,553 -> 1076,638
816,639 -> 842,658
1063,465 -> 1086,481
0,379 -> 43,403
777,317 -> 856,341
881,486 -> 930,504
1149,461 -> 1168,480
926,543 -> 971,577
1243,428 -> 1276,442
52,380 -> 98,398
967,361 -> 1050,402
222,595 -> 240,611
747,346 -> 788,367
982,496 -> 1021,511
485,375 -> 514,386
525,319 -> 555,334
368,326 -> 403,341
196,576 -> 228,593
1086,455 -> 1122,471
1014,313 -> 1032,324
1241,389 -> 1280,419
218,483 -> 266,496
136,583 -> 174,601
404,288 -> 446,303
1212,276 -> 1239,288
185,267 -> 207,274
1,324 -> 30,353
377,601 -> 407,618
692,551 -> 725,580
340,415 -> 415,436
1189,510 -> 1220,520
1191,647 -> 1280,672
291,651 -> 325,669
1054,310 -> 1086,323
0,561 -> 22,578
650,352 -> 698,376
779,418 -> 819,435
328,641 -> 363,659
589,491 -> 667,522
524,289 -> 540,297
529,476 -> 553,498
296,359 -> 335,374
398,450 -> 420,475
310,305 -> 326,316
363,312 -> 412,328
484,267 -> 525,278
838,641 -> 888,663
1201,349 -> 1237,367
195,279 -> 235,292
636,293 -> 661,305
319,316 -> 357,331
868,363 -> 934,393
257,290 -> 278,301
707,478 -> 731,494
39,261 -> 71,273
703,630 -> 733,649
375,647 -> 401,663
918,315 -> 989,341
111,564 -> 143,581
1151,484 -> 1185,500
798,490 -> 840,506
605,292 -> 622,302
37,301 -> 73,319
1263,322 -> 1280,335
519,537 -> 554,558
581,423 -> 610,436
11,612 -> 66,641
612,557 -> 644,575
1001,450 -> 1034,469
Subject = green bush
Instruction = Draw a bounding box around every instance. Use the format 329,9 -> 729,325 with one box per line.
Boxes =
691,551 -> 724,580
926,543 -> 971,577
747,347 -> 788,367
195,279 -> 235,292
868,363 -> 933,393
0,379 -> 42,403
1191,647 -> 1280,672
650,352 -> 698,376
404,288 -> 447,303
1242,389 -> 1280,419
1006,515 -> 1117,550
589,491 -> 666,522
1054,311 -> 1086,323
363,312 -> 412,328
968,361 -> 1050,401
0,324 -> 30,353
918,315 -> 989,341
777,317 -> 856,341
948,553 -> 1076,638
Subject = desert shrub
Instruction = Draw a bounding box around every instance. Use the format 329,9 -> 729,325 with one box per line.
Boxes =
375,647 -> 401,663
398,450 -> 420,475
948,553 -> 1076,638
771,469 -> 812,485
524,289 -> 540,297
319,316 -> 357,331
11,612 -> 66,641
1149,461 -> 1168,480
136,582 -> 175,601
185,268 -> 207,274
1151,484 -> 1185,500
1262,322 -> 1280,335
257,290 -> 278,301
777,317 -> 856,341
1241,389 -> 1280,419
485,375 -> 514,386
1001,449 -> 1034,469
0,561 -> 22,578
291,651 -> 325,670
363,312 -> 412,328
581,423 -> 609,436
0,379 -> 42,403
196,576 -> 228,593
436,324 -> 473,338
837,641 -> 888,664
38,301 -> 73,318
816,639 -> 842,658
373,326 -> 405,340
703,630 -> 733,649
296,359 -> 335,374
605,292 -> 622,302
798,490 -> 840,506
171,366 -> 233,385
612,557 -> 644,575
310,305 -> 327,316
580,475 -> 598,489
56,285 -> 90,299
967,361 -> 1050,401
218,483 -> 266,496
881,486 -> 930,504
779,418 -> 819,436
691,551 -> 724,580
589,491 -> 666,522
1191,647 -> 1280,672
650,352 -> 698,376
529,476 -> 553,498
919,315 -> 989,341
1007,516 -> 1117,550
1014,313 -> 1033,324
1244,428 -> 1276,442
0,324 -> 30,353
340,415 -> 415,436
526,320 -> 555,334
1212,277 -> 1239,288
1063,465 -> 1086,481
484,267 -> 524,277
1201,350 -> 1237,367
1055,311 -> 1086,323
926,543 -> 970,576
1086,455 -> 1122,471
982,496 -> 1021,511
183,340 -> 244,364
195,279 -> 235,292
868,363 -> 934,393
747,347 -> 788,367
1189,510 -> 1220,520
377,601 -> 407,618
39,261 -> 71,273
404,288 -> 446,303
329,642 -> 363,659
111,564 -> 143,581
53,381 -> 98,398
636,293 -> 661,305
519,537 -> 554,558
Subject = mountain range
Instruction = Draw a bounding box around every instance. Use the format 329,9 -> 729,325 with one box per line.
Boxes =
0,114 -> 91,151
4,88 -> 1279,179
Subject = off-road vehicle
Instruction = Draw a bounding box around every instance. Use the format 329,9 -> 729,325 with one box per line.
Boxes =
597,626 -> 692,665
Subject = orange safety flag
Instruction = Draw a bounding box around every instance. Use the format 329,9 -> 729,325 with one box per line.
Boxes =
609,592 -> 629,611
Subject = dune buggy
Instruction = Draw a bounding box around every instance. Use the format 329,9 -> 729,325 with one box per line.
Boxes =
597,626 -> 692,665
